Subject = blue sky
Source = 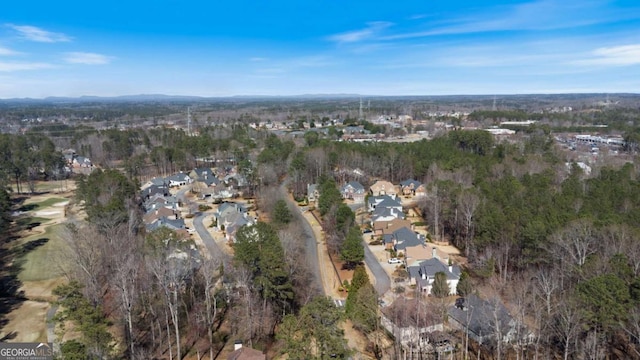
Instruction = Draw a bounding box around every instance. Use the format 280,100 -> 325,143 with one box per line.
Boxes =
1,0 -> 639,98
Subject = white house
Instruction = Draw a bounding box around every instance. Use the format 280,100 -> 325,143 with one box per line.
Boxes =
407,258 -> 460,296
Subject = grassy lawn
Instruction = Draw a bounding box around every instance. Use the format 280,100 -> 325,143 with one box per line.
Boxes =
17,224 -> 69,282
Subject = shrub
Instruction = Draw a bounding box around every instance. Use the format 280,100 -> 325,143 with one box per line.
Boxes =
198,204 -> 212,212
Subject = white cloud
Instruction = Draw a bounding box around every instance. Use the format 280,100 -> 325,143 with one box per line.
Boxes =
7,24 -> 71,43
249,57 -> 268,62
64,52 -> 113,65
573,44 -> 640,66
383,0 -> 631,40
0,61 -> 54,72
328,22 -> 392,43
0,46 -> 21,56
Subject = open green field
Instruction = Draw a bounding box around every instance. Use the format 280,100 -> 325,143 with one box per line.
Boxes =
16,223 -> 69,282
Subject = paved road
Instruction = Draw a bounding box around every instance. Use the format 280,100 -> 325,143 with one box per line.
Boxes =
193,212 -> 230,265
279,181 -> 324,296
363,241 -> 391,295
46,305 -> 59,353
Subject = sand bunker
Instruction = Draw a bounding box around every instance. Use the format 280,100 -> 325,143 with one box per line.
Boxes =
35,210 -> 61,217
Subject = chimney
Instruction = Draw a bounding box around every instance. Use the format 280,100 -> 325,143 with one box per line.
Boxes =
432,247 -> 437,259
449,264 -> 453,273
234,340 -> 243,351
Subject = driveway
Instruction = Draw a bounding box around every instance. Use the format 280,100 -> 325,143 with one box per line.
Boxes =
363,240 -> 391,295
193,212 -> 230,265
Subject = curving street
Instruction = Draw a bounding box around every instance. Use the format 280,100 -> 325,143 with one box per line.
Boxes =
279,181 -> 325,296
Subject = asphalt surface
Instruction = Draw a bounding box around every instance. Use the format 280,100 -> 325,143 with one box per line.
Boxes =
363,240 -> 391,295
279,181 -> 324,296
193,212 -> 230,265
350,202 -> 391,295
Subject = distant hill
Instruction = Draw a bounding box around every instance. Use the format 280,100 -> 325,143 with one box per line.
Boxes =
1,92 -> 639,104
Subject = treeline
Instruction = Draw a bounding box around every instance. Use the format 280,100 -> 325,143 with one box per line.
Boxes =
0,133 -> 66,193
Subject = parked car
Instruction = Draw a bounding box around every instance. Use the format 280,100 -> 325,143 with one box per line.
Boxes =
388,258 -> 401,264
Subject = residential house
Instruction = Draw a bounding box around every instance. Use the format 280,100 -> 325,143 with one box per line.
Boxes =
448,294 -> 531,345
369,180 -> 398,198
341,181 -> 366,203
367,195 -> 402,213
227,341 -> 265,360
145,194 -> 180,212
142,184 -> 169,200
72,156 -> 92,168
224,173 -> 248,188
373,218 -> 413,237
213,202 -> 254,242
307,183 -> 319,203
144,177 -> 168,189
407,258 -> 460,296
371,207 -> 405,223
145,217 -> 189,238
143,207 -> 179,224
190,167 -> 215,180
166,173 -> 192,187
400,179 -> 426,198
405,245 -> 449,268
392,227 -> 425,257
381,297 -> 444,349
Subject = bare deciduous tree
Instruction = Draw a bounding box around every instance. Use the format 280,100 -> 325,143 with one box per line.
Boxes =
458,189 -> 480,258
551,219 -> 598,268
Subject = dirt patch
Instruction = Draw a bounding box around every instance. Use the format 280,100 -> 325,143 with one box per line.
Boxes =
0,300 -> 49,343
21,278 -> 66,302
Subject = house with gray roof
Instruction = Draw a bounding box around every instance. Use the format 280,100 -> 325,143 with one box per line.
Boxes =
144,177 -> 168,188
407,258 -> 460,296
400,179 -> 426,198
371,207 -> 405,223
448,294 -> 531,345
368,195 -> 402,212
307,183 -> 319,203
341,181 -> 366,203
142,184 -> 169,200
145,217 -> 188,238
190,167 -> 214,179
392,227 -> 423,250
213,202 -> 254,242
165,173 -> 193,187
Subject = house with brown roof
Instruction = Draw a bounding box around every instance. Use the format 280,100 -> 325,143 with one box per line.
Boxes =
369,180 -> 398,198
373,218 -> 413,236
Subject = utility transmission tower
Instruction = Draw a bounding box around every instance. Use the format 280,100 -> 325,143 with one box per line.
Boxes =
492,96 -> 497,111
359,98 -> 364,120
